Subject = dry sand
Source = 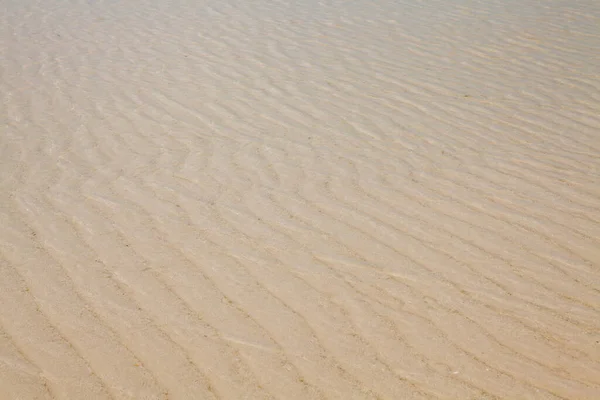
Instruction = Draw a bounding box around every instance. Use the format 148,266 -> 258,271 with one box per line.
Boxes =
1,0 -> 600,398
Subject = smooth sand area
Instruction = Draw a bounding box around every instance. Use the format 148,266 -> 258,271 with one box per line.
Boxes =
1,0 -> 600,398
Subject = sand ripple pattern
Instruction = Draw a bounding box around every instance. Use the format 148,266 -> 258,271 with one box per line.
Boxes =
1,0 -> 600,398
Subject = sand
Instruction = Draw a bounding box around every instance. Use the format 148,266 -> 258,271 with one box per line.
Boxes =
1,0 -> 599,398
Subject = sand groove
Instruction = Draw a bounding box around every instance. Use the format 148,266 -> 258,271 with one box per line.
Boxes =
1,0 -> 600,398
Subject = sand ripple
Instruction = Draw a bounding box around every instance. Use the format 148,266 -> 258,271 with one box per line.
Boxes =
1,0 -> 599,398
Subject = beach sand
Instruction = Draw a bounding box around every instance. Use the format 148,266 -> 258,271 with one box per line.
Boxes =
1,0 -> 599,398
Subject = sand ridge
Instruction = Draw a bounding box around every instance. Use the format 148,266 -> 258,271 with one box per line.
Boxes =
1,0 -> 600,398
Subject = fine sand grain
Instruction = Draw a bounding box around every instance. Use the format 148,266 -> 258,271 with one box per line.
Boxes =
1,0 -> 600,398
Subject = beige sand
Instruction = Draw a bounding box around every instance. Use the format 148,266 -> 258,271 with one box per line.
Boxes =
1,0 -> 600,398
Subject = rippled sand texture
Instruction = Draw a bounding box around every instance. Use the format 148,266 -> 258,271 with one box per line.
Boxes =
2,0 -> 600,398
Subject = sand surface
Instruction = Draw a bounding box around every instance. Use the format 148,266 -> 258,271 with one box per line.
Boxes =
1,0 -> 600,398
